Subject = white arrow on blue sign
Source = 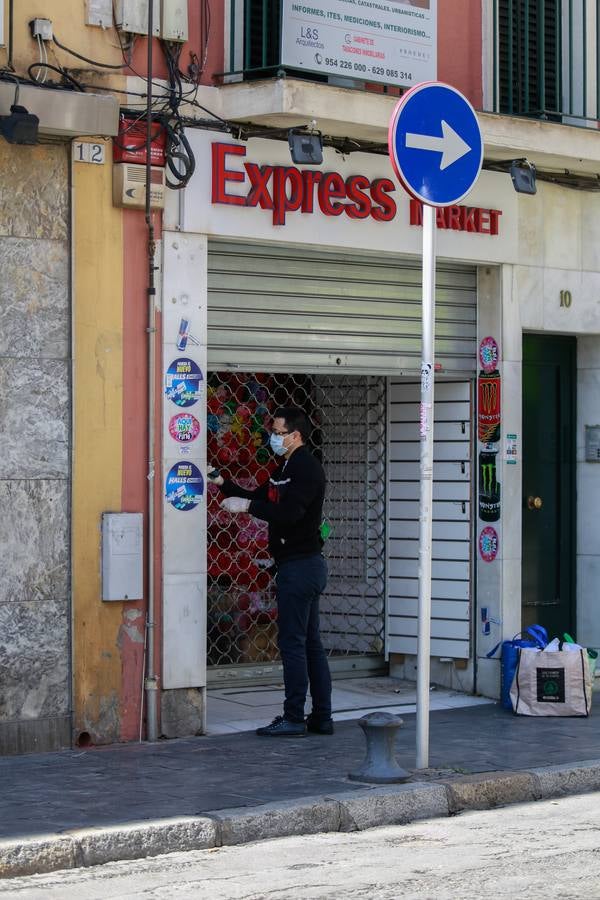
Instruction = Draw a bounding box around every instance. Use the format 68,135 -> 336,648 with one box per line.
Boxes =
388,81 -> 483,207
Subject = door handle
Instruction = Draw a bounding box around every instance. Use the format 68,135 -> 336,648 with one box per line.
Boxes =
527,496 -> 543,510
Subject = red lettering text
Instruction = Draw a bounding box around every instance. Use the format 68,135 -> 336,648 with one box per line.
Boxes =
211,143 -> 246,206
370,179 -> 396,222
210,143 -> 502,235
345,175 -> 372,219
245,163 -> 274,210
301,170 -> 323,213
318,172 -> 346,216
410,199 -> 502,236
489,209 -> 502,235
272,166 -> 304,225
409,198 -> 423,226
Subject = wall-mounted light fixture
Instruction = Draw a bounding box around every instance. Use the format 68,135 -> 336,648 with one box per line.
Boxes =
0,77 -> 39,145
510,158 -> 536,195
288,126 -> 323,165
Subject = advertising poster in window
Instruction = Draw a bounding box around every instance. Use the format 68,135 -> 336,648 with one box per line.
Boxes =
281,0 -> 437,88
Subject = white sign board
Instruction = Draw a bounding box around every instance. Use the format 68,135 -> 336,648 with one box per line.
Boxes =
281,0 -> 436,88
168,130 -> 518,266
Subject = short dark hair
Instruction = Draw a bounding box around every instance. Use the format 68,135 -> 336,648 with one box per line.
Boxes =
274,407 -> 311,443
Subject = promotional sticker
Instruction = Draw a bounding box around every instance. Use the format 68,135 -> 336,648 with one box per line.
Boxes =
479,336 -> 499,373
165,358 -> 203,407
169,413 -> 200,444
165,462 -> 204,511
479,525 -> 499,562
478,372 -> 501,444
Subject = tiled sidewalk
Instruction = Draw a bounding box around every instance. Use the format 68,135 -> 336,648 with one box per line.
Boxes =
2,702 -> 600,842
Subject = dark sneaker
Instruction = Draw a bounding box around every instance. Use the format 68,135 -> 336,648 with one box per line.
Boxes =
306,715 -> 334,735
256,715 -> 307,737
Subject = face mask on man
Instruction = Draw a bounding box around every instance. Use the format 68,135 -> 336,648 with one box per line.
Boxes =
269,433 -> 288,456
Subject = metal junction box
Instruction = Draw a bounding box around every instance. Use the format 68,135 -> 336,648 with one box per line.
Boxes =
161,0 -> 188,41
116,0 -> 160,36
102,513 -> 144,601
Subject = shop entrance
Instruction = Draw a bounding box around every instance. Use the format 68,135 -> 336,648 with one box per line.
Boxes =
522,334 -> 576,636
207,371 -> 387,685
205,238 -> 479,688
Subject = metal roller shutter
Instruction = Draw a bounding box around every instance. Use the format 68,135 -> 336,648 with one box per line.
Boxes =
207,240 -> 477,374
387,380 -> 473,659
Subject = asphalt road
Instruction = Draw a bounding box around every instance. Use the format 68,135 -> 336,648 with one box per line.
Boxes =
2,792 -> 600,899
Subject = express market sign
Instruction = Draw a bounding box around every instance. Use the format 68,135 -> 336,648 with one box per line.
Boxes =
174,130 -> 518,264
213,142 -> 501,233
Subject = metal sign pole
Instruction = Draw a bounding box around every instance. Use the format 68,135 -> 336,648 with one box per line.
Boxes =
387,80 -> 483,772
416,203 -> 436,770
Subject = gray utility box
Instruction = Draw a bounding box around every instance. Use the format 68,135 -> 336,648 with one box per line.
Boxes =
102,513 -> 144,601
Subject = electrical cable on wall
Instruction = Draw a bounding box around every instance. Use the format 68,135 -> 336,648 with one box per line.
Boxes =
26,63 -> 85,91
2,0 -> 225,171
158,39 -> 196,188
52,33 -> 134,70
35,35 -> 47,83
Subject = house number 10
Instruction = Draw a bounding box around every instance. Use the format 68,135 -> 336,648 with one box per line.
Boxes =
560,289 -> 572,308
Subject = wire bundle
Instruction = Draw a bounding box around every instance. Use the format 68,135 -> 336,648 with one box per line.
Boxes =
1,3 -> 229,185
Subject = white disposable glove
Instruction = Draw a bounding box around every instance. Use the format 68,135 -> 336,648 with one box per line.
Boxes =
221,497 -> 250,514
207,467 -> 224,487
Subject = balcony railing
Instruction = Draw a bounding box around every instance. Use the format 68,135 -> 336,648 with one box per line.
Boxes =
221,0 -> 600,127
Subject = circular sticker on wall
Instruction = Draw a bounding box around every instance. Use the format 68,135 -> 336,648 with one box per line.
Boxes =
165,462 -> 204,511
479,526 -> 499,562
169,413 -> 200,444
165,358 -> 203,407
479,336 -> 499,374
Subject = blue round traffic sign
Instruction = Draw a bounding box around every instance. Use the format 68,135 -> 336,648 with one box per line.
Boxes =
388,82 -> 483,207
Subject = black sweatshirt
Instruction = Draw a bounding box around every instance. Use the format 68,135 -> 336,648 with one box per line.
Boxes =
220,445 -> 325,563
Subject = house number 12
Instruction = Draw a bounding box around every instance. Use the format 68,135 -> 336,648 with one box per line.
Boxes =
560,289 -> 572,308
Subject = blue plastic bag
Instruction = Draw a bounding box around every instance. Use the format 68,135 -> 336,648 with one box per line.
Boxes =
487,625 -> 548,710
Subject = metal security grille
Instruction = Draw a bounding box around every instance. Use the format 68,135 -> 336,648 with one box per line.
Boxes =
206,372 -> 386,675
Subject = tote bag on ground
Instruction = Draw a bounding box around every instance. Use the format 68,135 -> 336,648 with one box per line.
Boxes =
510,648 -> 593,717
486,625 -> 548,710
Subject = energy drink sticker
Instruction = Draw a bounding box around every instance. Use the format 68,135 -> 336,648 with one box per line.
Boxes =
479,449 -> 500,522
175,318 -> 200,351
169,413 -> 200,443
176,318 -> 190,351
165,462 -> 204,511
165,358 -> 203,407
478,371 -> 501,443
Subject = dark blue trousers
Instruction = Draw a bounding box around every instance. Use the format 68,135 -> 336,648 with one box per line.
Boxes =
275,554 -> 332,723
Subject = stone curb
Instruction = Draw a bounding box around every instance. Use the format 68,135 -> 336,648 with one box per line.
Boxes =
3,760 -> 600,879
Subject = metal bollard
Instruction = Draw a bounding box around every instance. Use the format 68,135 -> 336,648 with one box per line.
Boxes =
348,711 -> 409,784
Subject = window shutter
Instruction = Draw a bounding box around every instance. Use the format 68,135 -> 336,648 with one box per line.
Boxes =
245,0 -> 281,73
498,0 -> 560,117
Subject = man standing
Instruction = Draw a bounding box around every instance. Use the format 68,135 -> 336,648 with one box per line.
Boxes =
208,406 -> 332,737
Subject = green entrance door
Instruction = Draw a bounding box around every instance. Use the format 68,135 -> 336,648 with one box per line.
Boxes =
522,334 -> 576,637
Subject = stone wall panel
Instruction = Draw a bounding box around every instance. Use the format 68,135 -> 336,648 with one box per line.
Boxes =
0,141 -> 71,753
0,359 -> 69,479
0,145 -> 68,241
0,238 -> 69,359
0,598 -> 69,720
0,480 -> 69,605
